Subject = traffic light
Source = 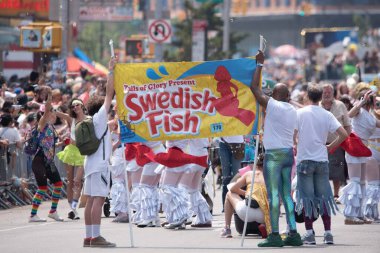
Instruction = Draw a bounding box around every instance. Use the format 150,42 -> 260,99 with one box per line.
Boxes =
126,39 -> 143,57
20,22 -> 62,52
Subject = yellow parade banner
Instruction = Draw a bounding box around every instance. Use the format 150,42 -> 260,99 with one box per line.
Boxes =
114,58 -> 260,143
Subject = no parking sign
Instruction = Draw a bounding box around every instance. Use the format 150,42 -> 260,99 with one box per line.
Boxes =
148,19 -> 172,44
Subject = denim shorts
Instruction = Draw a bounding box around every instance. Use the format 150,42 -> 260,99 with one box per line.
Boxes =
296,160 -> 337,218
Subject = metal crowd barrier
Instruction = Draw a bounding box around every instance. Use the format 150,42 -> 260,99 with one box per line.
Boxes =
0,144 -> 67,182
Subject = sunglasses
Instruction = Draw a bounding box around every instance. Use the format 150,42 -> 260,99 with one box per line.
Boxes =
71,104 -> 81,109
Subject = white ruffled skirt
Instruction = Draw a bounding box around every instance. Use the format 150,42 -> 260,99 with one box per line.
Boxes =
109,147 -> 128,214
364,181 -> 380,219
188,189 -> 212,224
110,181 -> 128,213
338,178 -> 363,217
129,185 -> 142,224
159,184 -> 190,224
139,185 -> 160,221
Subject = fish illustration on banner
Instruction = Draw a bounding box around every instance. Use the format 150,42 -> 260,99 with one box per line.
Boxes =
114,58 -> 260,143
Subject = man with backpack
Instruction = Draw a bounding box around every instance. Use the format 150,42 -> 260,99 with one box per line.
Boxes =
81,57 -> 117,248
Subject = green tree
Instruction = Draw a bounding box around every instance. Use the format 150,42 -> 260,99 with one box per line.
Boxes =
77,21 -> 143,65
164,0 -> 246,61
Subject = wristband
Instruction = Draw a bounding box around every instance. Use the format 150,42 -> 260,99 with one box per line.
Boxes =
257,63 -> 264,67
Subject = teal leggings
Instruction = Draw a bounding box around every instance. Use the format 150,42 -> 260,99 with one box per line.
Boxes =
263,148 -> 296,233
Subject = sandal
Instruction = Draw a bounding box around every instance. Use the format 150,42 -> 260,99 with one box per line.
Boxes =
344,217 -> 364,225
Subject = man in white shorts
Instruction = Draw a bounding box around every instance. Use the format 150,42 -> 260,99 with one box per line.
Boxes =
82,57 -> 116,248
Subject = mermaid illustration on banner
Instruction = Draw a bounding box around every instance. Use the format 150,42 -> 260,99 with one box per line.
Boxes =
213,66 -> 255,126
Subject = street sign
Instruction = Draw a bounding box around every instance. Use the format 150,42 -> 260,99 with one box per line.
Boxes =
79,6 -> 133,21
148,19 -> 172,44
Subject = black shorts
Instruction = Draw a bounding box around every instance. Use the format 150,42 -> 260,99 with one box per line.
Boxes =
32,152 -> 61,186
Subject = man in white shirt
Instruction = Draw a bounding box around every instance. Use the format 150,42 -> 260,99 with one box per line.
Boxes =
251,51 -> 302,247
82,58 -> 116,248
295,84 -> 347,245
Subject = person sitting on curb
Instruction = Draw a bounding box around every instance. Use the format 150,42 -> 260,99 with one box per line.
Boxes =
220,153 -> 271,238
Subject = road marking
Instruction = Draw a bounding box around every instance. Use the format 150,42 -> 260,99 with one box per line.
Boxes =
0,222 -> 54,232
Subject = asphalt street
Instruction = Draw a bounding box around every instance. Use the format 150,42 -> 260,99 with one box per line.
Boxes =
0,187 -> 379,253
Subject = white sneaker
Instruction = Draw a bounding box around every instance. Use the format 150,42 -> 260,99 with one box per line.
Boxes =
29,215 -> 47,223
137,219 -> 156,228
48,212 -> 64,222
112,214 -> 129,223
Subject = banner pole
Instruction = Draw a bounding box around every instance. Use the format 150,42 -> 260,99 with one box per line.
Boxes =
240,133 -> 260,247
121,142 -> 135,247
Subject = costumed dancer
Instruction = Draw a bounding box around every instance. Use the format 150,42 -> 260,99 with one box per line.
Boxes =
366,107 -> 380,222
251,51 -> 302,247
124,143 -> 143,224
151,139 -> 208,229
135,141 -> 165,227
179,138 -> 212,227
56,98 -> 86,220
155,140 -> 191,229
29,88 -> 64,222
339,89 -> 380,224
109,119 -> 129,223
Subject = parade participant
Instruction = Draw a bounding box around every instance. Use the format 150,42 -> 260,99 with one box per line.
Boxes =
82,57 -> 116,248
29,88 -> 64,222
295,84 -> 347,245
366,103 -> 380,222
251,50 -> 302,247
134,141 -> 164,228
124,143 -> 144,224
158,140 -> 192,229
220,153 -> 271,238
108,118 -> 129,223
146,138 -> 209,229
339,89 -> 380,224
320,83 -> 351,202
179,138 -> 213,227
56,98 -> 86,220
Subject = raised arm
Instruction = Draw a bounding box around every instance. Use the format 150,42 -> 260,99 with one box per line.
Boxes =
250,50 -> 269,109
348,90 -> 372,118
104,57 -> 117,113
56,111 -> 72,126
38,87 -> 52,131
